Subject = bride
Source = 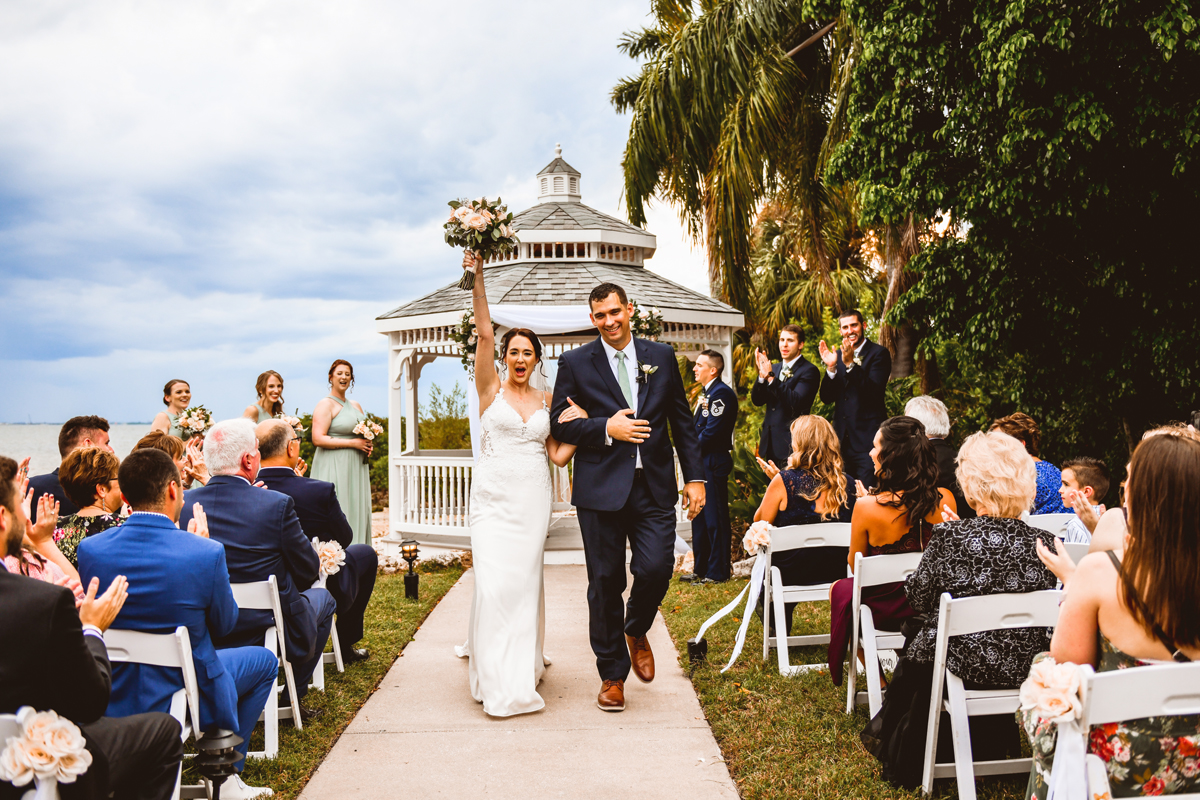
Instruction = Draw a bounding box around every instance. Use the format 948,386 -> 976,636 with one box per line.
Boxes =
455,251 -> 587,717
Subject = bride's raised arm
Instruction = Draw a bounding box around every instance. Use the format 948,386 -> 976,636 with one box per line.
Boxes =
469,252 -> 500,411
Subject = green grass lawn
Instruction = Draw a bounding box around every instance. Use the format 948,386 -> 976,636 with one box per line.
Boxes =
184,565 -> 463,799
660,575 -> 1029,800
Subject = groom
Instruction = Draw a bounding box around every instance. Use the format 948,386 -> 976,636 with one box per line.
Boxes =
551,283 -> 705,712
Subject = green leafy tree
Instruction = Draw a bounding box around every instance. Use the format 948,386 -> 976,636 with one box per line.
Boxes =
418,383 -> 471,451
828,0 -> 1200,469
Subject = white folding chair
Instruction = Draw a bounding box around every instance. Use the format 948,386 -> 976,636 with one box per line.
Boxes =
231,575 -> 302,760
1057,539 -> 1090,564
308,538 -> 344,693
760,522 -> 852,677
845,551 -> 925,717
104,626 -> 206,800
1077,661 -> 1200,798
0,713 -> 56,799
1024,513 -> 1076,538
921,589 -> 1064,799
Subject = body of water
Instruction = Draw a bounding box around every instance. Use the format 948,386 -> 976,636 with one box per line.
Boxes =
0,423 -> 156,473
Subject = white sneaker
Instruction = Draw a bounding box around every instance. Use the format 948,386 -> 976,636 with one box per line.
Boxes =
214,774 -> 274,799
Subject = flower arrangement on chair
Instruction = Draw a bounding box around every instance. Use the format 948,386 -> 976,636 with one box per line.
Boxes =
0,707 -> 92,789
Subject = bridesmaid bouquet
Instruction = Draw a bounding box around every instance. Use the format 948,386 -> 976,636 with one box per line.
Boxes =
444,197 -> 520,290
177,406 -> 214,440
351,420 -> 384,441
0,706 -> 92,787
276,412 -> 306,436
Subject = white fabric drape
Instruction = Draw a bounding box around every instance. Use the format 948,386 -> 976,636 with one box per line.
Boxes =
466,305 -> 593,461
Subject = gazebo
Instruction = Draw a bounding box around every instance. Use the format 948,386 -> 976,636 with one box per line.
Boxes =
375,146 -> 745,561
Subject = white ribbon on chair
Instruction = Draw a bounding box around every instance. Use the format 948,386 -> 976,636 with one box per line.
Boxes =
693,554 -> 767,673
1047,719 -> 1089,800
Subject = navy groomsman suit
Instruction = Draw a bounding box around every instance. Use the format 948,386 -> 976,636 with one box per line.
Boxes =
256,466 -> 378,654
691,377 -> 738,582
179,475 -> 336,702
78,512 -> 278,771
819,338 -> 892,484
750,356 -> 820,467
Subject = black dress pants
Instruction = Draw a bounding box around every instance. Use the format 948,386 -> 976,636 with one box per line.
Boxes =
329,543 -> 378,648
577,471 -> 676,681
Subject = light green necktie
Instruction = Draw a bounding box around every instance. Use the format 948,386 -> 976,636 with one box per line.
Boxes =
615,351 -> 635,410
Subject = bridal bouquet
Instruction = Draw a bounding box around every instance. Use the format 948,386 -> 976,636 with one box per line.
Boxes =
630,302 -> 663,341
448,307 -> 498,374
0,706 -> 92,787
444,197 -> 520,290
742,520 -> 774,556
177,406 -> 213,440
317,541 -> 346,577
276,412 -> 306,436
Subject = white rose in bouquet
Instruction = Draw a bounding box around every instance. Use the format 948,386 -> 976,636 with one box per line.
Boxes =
318,541 -> 346,576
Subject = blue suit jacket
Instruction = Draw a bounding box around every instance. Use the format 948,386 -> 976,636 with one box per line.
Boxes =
818,339 -> 892,457
77,513 -> 241,732
28,468 -> 80,523
550,337 -> 703,512
693,379 -> 738,477
178,476 -> 320,662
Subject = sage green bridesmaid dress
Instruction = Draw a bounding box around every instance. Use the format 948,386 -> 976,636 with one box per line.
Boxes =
310,396 -> 372,546
167,412 -> 187,440
256,405 -> 273,423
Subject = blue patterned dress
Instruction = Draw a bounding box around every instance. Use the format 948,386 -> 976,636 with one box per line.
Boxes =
1033,460 -> 1069,514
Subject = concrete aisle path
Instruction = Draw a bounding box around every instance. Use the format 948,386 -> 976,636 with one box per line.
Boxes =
300,565 -> 739,799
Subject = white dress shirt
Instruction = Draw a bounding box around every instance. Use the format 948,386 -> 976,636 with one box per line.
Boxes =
827,339 -> 866,378
601,337 -> 642,468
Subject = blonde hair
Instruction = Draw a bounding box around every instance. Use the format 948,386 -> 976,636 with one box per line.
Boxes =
955,431 -> 1036,518
786,416 -> 849,520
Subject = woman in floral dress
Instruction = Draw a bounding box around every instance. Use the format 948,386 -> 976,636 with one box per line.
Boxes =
1023,426 -> 1200,798
54,446 -> 124,567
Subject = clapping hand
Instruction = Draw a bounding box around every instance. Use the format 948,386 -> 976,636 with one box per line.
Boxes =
841,336 -> 856,366
1065,488 -> 1103,533
26,495 -> 59,545
293,457 -> 308,477
754,348 -> 774,381
16,457 -> 29,487
817,340 -> 838,370
755,456 -> 780,480
941,503 -> 960,522
186,503 -> 209,538
557,398 -> 589,424
1035,537 -> 1076,586
855,479 -> 869,499
53,573 -> 85,607
79,575 -> 129,632
184,438 -> 209,485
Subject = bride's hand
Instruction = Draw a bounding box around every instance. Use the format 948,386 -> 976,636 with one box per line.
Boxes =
462,251 -> 482,274
558,398 -> 588,423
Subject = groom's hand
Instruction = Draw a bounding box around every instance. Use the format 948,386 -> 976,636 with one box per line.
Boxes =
607,409 -> 651,443
683,482 -> 706,520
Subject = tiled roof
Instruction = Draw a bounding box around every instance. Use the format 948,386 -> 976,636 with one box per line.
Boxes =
537,156 -> 580,176
512,202 -> 647,236
377,262 -> 738,320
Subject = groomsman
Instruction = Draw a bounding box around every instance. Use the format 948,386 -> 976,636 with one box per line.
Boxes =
690,351 -> 738,583
751,324 -> 819,469
27,415 -> 113,523
819,310 -> 892,485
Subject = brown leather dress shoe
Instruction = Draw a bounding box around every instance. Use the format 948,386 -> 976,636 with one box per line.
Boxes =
597,679 -> 625,712
626,633 -> 655,683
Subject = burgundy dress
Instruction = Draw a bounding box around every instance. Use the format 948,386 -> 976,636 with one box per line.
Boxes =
826,517 -> 934,686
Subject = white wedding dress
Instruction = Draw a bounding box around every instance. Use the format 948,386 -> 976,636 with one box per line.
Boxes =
454,387 -> 552,716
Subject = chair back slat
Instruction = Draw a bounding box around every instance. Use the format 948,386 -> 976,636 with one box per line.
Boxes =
856,551 -> 924,589
1025,513 -> 1075,537
1083,662 -> 1200,727
1060,541 -> 1090,564
231,579 -> 275,609
106,628 -> 186,668
764,523 -> 852,555
941,590 -> 1063,638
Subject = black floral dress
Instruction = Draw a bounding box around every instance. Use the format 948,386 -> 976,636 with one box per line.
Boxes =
54,512 -> 124,567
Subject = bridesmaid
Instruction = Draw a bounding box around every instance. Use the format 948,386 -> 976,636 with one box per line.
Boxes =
150,379 -> 191,439
310,359 -> 373,546
243,370 -> 285,423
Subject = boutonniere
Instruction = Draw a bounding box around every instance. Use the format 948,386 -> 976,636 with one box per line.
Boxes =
779,365 -> 793,381
636,361 -> 658,384
853,356 -> 863,367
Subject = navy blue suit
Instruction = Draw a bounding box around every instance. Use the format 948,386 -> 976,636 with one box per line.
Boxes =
750,357 -> 820,467
691,379 -> 738,581
27,468 -> 79,523
819,339 -> 892,484
178,476 -> 335,700
550,336 -> 703,681
78,513 -> 277,769
256,466 -> 378,650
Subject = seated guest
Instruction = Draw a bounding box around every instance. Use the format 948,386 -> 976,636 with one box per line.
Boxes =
827,416 -> 954,687
178,419 -> 335,721
904,395 -> 974,519
990,412 -> 1069,514
135,430 -> 210,487
861,430 -> 1058,789
1057,456 -> 1109,544
27,415 -> 113,523
78,449 -> 278,800
56,446 -> 125,567
1023,428 -> 1200,798
0,455 -> 184,800
753,415 -> 853,634
255,419 -> 376,664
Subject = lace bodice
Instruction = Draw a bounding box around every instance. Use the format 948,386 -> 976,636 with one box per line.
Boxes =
477,389 -> 551,470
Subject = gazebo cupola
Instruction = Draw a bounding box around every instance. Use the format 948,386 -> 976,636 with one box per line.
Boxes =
375,146 -> 744,560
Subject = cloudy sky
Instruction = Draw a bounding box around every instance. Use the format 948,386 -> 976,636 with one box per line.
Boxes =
0,0 -> 709,424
